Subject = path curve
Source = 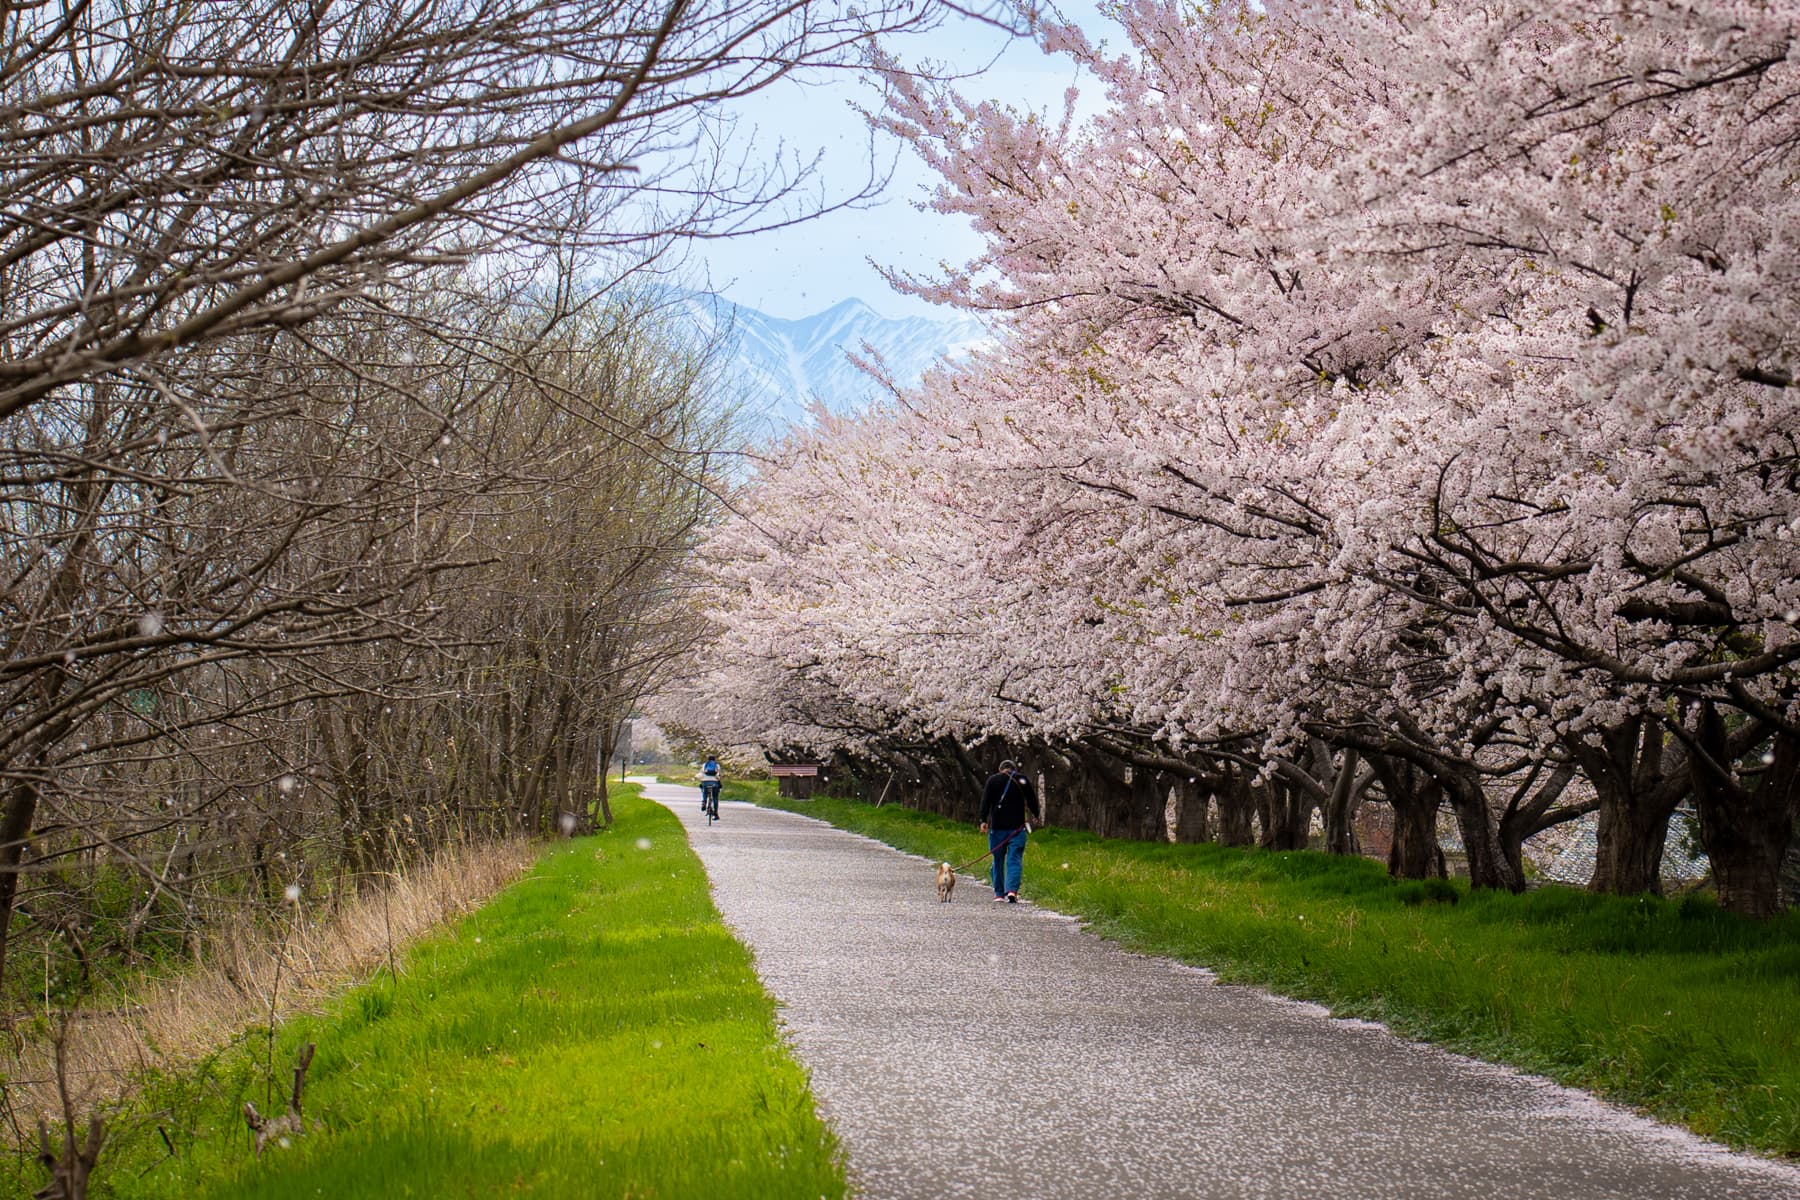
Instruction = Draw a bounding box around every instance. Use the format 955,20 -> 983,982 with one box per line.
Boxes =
638,781 -> 1799,1200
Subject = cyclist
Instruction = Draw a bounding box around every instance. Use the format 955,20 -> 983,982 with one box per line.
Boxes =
699,757 -> 722,822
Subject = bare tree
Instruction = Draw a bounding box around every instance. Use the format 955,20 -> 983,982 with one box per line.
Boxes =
0,0 -> 973,1002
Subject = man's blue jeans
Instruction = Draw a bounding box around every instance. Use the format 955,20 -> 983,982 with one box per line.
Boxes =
990,826 -> 1028,896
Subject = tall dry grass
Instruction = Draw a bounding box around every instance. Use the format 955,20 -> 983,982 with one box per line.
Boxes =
1,836 -> 537,1136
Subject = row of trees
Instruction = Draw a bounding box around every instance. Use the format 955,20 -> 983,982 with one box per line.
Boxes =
663,0 -> 1800,916
3,271 -> 733,1012
0,0 -> 974,1011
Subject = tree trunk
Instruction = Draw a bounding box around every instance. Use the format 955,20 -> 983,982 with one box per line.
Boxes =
1042,743 -> 1136,838
1323,748 -> 1363,856
596,772 -> 614,829
947,739 -> 997,821
552,719 -> 573,832
1567,714 -> 1688,897
1393,790 -> 1444,879
1496,766 -> 1582,891
1370,755 -> 1444,880
1214,766 -> 1257,847
1591,791 -> 1674,896
597,717 -> 625,828
1691,709 -> 1797,918
0,779 -> 41,998
1256,776 -> 1312,851
1444,769 -> 1523,892
1171,775 -> 1213,843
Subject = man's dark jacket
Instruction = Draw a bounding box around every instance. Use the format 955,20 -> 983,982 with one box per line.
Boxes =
979,769 -> 1040,829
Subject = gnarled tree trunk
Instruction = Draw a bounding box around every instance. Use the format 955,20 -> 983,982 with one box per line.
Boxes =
1496,765 -> 1585,889
1443,769 -> 1523,892
1171,775 -> 1214,843
1213,764 -> 1258,847
1691,708 -> 1797,918
1370,754 -> 1444,880
1566,714 -> 1689,897
1321,747 -> 1366,856
1257,775 -> 1313,851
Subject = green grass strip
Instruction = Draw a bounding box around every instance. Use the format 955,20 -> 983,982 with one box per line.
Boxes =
25,785 -> 845,1200
754,784 -> 1800,1159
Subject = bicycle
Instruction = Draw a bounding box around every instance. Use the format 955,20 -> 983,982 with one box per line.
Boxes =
701,780 -> 721,825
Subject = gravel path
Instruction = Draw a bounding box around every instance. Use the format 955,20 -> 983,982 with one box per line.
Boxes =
640,782 -> 1800,1200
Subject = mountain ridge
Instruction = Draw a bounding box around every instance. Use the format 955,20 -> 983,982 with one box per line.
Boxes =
683,293 -> 987,436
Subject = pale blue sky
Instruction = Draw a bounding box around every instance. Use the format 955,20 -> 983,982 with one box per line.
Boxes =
691,4 -> 1109,321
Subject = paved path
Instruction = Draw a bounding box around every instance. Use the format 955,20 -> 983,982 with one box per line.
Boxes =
639,782 -> 1800,1200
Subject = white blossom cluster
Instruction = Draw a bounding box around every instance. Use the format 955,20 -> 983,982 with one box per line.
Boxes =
659,2 -> 1800,899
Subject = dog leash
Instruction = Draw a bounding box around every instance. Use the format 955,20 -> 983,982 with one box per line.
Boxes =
947,770 -> 1032,875
947,823 -> 1028,876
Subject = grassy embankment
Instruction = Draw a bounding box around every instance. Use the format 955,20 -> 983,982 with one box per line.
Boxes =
12,785 -> 845,1200
754,783 -> 1800,1158
4,839 -> 536,1126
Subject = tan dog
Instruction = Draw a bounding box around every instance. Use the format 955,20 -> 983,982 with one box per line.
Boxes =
935,861 -> 956,903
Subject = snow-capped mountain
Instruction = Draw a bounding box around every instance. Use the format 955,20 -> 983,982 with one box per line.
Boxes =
685,294 -> 988,436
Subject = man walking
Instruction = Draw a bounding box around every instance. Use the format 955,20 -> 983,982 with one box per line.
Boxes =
979,759 -> 1041,903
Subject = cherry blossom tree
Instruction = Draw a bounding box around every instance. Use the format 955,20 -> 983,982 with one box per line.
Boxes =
673,0 -> 1800,915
